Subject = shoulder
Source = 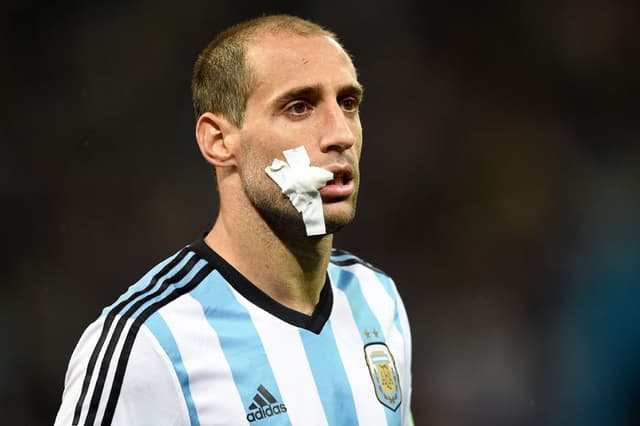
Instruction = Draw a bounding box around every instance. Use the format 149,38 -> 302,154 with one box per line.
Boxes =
328,248 -> 404,306
57,242 -> 220,425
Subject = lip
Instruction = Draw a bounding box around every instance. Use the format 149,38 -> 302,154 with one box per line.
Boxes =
319,164 -> 355,200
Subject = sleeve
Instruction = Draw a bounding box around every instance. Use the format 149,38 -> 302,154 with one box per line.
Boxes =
54,316 -> 190,426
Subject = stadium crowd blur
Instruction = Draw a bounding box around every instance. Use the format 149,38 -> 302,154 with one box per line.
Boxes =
2,1 -> 638,425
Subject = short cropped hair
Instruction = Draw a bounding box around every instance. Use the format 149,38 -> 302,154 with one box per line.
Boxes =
192,15 -> 340,127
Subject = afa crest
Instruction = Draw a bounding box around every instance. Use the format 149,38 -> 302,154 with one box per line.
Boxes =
364,342 -> 402,411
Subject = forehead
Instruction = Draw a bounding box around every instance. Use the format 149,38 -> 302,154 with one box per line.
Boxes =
245,33 -> 359,99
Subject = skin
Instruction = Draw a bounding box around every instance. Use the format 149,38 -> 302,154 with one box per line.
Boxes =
195,32 -> 363,315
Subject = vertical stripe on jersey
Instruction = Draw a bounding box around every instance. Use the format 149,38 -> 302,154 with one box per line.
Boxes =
145,311 -> 200,426
72,248 -> 191,425
368,271 -> 406,343
329,265 -> 403,425
189,270 -> 291,425
299,323 -> 359,425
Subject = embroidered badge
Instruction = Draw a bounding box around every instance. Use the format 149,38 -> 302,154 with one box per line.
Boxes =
364,342 -> 402,411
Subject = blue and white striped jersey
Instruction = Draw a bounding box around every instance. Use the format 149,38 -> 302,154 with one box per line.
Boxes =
55,238 -> 412,425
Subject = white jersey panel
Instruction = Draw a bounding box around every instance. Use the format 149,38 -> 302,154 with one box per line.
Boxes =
158,292 -> 248,425
232,287 -> 329,426
110,325 -> 189,425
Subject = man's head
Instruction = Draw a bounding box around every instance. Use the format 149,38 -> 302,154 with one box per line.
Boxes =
194,15 -> 363,237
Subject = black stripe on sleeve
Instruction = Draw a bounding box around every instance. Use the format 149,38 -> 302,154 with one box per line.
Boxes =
99,262 -> 214,425
72,248 -> 190,425
82,254 -> 202,426
330,248 -> 389,276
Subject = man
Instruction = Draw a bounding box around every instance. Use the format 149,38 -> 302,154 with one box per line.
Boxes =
56,14 -> 413,425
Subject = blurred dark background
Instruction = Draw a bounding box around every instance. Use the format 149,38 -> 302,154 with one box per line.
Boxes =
2,0 -> 639,425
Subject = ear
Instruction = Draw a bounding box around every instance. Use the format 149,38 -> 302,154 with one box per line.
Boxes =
195,112 -> 239,167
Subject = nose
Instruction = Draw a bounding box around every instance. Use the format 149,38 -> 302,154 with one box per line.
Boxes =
319,102 -> 358,153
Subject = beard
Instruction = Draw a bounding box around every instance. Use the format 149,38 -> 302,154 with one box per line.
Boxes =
242,172 -> 358,239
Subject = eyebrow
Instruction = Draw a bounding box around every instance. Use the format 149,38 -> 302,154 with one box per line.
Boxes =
271,83 -> 364,107
338,84 -> 365,100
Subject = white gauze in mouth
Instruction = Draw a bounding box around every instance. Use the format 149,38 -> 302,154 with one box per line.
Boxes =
264,146 -> 334,236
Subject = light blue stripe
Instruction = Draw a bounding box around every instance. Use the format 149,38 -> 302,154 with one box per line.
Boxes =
329,264 -> 383,342
146,311 -> 200,426
299,323 -> 358,425
330,252 -> 355,262
189,271 -> 291,425
374,272 -> 406,342
329,264 -> 402,424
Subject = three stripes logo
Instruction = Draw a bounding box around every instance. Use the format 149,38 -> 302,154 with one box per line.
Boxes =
246,385 -> 288,422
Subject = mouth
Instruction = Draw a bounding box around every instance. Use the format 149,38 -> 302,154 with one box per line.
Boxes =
325,172 -> 352,186
319,166 -> 355,200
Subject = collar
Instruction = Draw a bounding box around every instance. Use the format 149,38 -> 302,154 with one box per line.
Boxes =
188,238 -> 332,334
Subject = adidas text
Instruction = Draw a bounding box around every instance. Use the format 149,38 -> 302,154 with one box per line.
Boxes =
246,404 -> 288,422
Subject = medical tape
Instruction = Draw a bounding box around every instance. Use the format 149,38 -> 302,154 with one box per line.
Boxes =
264,146 -> 334,236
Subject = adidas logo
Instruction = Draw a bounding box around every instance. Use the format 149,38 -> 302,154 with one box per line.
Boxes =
246,385 -> 288,422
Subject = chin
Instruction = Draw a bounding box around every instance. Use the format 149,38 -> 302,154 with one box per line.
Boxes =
323,222 -> 348,235
252,193 -> 357,238
323,207 -> 357,234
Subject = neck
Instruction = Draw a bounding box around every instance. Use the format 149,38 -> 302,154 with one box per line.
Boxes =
205,204 -> 333,316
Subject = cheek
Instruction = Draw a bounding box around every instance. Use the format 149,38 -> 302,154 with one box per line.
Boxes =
352,121 -> 363,148
242,125 -> 295,160
239,128 -> 271,166
354,133 -> 363,157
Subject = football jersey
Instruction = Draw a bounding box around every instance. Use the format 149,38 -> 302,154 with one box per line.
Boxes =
55,238 -> 412,425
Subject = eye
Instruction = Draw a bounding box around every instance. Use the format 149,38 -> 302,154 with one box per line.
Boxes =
340,97 -> 360,113
285,101 -> 311,117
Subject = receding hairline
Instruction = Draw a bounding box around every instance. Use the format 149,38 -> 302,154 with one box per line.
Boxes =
244,31 -> 354,69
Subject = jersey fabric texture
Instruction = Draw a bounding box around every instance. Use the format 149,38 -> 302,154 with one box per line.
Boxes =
55,238 -> 412,425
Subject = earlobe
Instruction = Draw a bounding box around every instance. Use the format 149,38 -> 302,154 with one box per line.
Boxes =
195,112 -> 238,167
